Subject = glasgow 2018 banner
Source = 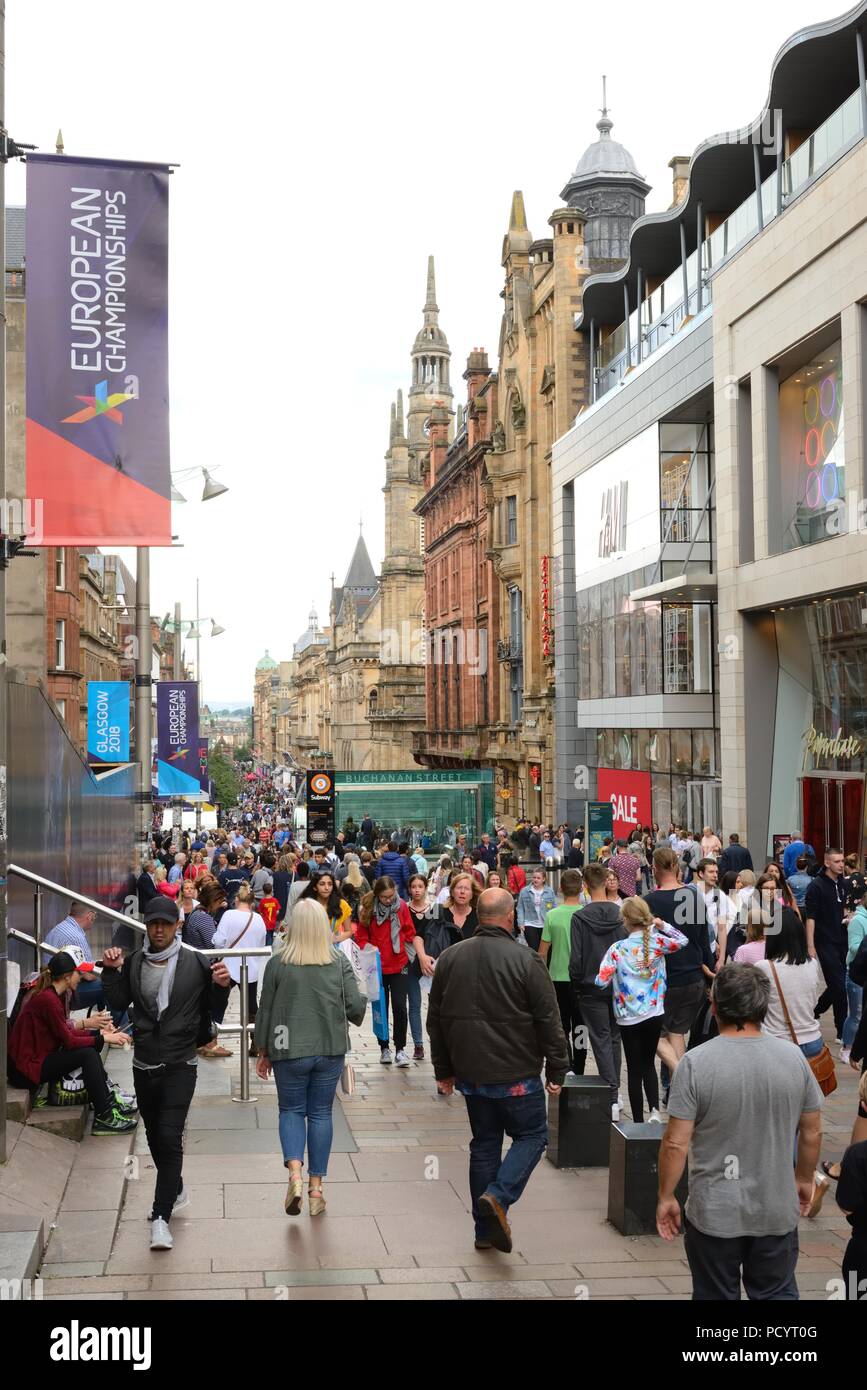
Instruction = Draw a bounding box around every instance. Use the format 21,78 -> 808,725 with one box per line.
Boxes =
25,154 -> 172,545
86,680 -> 131,766
156,682 -> 200,797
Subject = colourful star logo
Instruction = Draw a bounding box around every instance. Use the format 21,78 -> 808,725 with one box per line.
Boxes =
63,380 -> 134,425
167,749 -> 190,763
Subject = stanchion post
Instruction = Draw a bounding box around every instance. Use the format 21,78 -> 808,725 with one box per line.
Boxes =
231,955 -> 257,1103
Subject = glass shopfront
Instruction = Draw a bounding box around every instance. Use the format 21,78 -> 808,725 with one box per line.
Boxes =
595,726 -> 720,831
769,592 -> 867,858
577,566 -> 714,702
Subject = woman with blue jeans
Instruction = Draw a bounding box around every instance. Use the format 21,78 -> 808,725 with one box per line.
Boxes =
254,899 -> 365,1216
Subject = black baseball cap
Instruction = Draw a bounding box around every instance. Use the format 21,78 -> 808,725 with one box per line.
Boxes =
48,950 -> 87,978
143,897 -> 180,925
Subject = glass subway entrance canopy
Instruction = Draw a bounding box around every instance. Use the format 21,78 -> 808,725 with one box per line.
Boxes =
332,769 -> 495,846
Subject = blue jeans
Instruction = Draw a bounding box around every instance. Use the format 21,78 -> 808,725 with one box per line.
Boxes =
463,1090 -> 548,1238
272,1055 -> 344,1176
842,972 -> 863,1050
74,973 -> 129,1032
408,970 -> 423,1047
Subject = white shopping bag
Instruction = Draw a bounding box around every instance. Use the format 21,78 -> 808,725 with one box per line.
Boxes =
340,940 -> 381,1002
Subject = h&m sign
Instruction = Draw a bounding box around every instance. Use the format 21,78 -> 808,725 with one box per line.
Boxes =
598,481 -> 627,559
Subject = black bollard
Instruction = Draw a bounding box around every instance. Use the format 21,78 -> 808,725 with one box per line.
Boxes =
607,1119 -> 688,1235
546,1074 -> 611,1168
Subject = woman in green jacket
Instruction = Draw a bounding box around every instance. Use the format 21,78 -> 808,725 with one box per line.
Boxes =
254,899 -> 365,1216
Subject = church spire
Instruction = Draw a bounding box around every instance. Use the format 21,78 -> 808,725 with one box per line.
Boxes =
509,190 -> 528,232
424,255 -> 437,314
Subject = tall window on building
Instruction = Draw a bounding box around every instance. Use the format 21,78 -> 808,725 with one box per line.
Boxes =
478,628 -> 489,725
56,699 -> 66,722
418,518 -> 425,554
55,620 -> 66,669
55,549 -> 65,590
774,329 -> 844,553
508,587 -> 523,727
506,495 -> 518,545
454,658 -> 461,731
451,551 -> 460,610
659,422 -> 712,545
439,561 -> 448,614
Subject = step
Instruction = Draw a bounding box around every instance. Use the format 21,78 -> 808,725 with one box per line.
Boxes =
5,1087 -> 32,1124
26,1105 -> 89,1142
0,1226 -> 44,1299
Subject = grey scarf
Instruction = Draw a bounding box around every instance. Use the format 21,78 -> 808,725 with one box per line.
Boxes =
374,895 -> 403,956
142,935 -> 182,1017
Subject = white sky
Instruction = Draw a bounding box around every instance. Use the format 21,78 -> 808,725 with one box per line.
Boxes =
7,0 -> 850,704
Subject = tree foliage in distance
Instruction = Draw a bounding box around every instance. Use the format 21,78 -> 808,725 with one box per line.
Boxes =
209,750 -> 240,808
234,742 -> 253,763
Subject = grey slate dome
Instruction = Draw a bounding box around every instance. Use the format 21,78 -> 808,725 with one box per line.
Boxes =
566,113 -> 644,186
560,88 -> 650,271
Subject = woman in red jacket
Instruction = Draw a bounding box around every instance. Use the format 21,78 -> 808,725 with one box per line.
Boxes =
355,876 -> 417,1068
8,951 -> 137,1135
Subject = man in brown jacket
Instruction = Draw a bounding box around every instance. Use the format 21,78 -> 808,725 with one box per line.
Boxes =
428,887 -> 569,1252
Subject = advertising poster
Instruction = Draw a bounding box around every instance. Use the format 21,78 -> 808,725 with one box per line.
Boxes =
86,680 -> 130,765
25,154 -> 172,545
156,682 -> 200,797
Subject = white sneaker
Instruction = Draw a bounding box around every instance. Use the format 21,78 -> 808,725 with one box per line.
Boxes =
173,1186 -> 190,1213
379,1048 -> 393,1065
648,1108 -> 664,1124
394,1049 -> 411,1068
611,1103 -> 621,1122
149,1217 -> 173,1251
840,1046 -> 851,1064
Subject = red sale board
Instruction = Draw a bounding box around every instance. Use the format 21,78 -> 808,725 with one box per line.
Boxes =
597,768 -> 652,841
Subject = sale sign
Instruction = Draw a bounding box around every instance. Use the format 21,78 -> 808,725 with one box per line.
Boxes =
597,768 -> 652,841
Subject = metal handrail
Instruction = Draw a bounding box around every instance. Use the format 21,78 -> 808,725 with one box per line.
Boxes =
7,862 -> 269,1103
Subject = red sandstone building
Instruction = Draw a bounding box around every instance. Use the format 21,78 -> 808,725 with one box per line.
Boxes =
413,350 -> 499,767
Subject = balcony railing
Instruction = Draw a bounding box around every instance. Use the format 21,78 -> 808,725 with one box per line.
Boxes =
594,86 -> 864,399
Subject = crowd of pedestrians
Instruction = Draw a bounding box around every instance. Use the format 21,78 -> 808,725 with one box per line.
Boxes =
6,792 -> 867,1297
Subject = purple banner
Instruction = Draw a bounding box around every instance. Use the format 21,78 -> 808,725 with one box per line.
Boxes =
25,154 -> 172,545
156,682 -> 200,797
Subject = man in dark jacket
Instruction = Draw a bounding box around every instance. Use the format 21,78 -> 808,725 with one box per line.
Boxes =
102,898 -> 231,1253
375,842 -> 411,900
569,862 -> 628,1112
717,833 -> 753,878
428,887 -> 568,1253
474,833 -> 498,871
360,814 -> 375,851
136,860 -> 159,915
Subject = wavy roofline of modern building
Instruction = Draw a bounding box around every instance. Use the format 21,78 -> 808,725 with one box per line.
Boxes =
577,0 -> 867,329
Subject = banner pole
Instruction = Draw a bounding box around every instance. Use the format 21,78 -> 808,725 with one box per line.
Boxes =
172,600 -> 182,841
135,546 -> 153,869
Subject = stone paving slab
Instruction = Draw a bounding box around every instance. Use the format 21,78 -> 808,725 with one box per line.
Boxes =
225,1178 -> 465,1220
366,1282 -> 459,1299
44,1209 -> 119,1265
121,1182 -> 225,1221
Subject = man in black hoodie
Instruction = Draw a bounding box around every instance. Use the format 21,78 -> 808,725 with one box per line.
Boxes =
569,862 -> 628,1115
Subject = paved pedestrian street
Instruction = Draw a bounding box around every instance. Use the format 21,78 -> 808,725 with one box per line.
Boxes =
36,998 -> 860,1302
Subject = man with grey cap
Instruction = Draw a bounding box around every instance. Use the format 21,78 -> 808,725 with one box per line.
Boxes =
102,897 -> 231,1251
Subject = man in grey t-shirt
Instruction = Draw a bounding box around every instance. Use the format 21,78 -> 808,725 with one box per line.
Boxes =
657,962 -> 823,1300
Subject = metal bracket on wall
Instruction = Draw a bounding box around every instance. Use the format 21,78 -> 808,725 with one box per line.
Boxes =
0,132 -> 37,163
0,536 -> 39,570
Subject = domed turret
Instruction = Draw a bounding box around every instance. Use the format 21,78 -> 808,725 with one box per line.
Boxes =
560,80 -> 650,271
256,650 -> 278,672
